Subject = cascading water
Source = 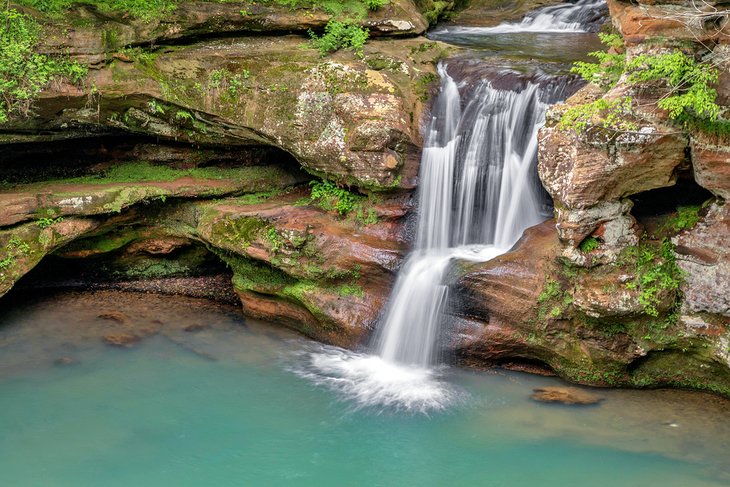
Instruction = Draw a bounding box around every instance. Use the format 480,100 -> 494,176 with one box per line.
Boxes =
292,0 -> 599,412
372,68 -> 572,370
432,0 -> 607,35
293,65 -> 578,412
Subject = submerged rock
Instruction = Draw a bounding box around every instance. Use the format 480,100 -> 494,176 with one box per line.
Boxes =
531,386 -> 603,405
102,333 -> 141,347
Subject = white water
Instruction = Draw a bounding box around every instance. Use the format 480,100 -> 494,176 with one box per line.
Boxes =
434,0 -> 606,34
372,69 -> 554,369
297,65 -> 568,411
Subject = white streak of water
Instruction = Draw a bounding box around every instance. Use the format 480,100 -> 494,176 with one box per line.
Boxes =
434,0 -> 606,34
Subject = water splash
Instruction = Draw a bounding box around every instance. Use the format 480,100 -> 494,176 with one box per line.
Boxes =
290,343 -> 463,414
434,0 -> 607,34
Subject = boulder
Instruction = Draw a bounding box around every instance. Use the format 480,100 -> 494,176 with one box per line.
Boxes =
608,0 -> 730,46
673,202 -> 730,316
531,386 -> 603,405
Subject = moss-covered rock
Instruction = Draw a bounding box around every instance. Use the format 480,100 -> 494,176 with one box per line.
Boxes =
2,34 -> 450,189
451,217 -> 730,398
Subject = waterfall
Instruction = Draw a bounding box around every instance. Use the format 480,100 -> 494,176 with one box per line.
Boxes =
294,62 -> 582,412
433,0 -> 607,34
372,67 -> 567,368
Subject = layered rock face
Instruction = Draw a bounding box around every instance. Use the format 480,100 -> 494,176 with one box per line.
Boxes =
0,0 -> 453,346
452,0 -> 730,396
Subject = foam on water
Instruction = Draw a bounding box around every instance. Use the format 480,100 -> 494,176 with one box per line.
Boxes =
290,343 -> 462,414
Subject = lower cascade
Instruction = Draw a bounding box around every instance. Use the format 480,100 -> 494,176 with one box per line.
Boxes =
296,65 -> 578,411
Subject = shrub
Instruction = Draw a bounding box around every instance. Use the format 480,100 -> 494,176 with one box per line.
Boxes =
579,236 -> 600,252
309,20 -> 369,58
0,8 -> 87,123
561,33 -> 720,133
309,179 -> 363,215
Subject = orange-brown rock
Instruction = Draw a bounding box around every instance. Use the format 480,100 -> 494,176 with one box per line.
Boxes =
37,0 -> 430,64
125,236 -> 191,255
539,90 -> 688,210
531,386 -> 603,405
573,267 -> 672,317
102,333 -> 141,347
453,221 -> 560,326
538,84 -> 689,263
608,0 -> 730,45
98,311 -> 128,324
183,323 -> 211,332
691,132 -> 730,200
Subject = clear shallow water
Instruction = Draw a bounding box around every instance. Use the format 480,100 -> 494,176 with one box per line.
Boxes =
428,30 -> 604,65
1,291 -> 729,486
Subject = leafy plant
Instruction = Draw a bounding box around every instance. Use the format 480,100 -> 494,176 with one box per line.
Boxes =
538,279 -> 561,304
36,216 -> 64,229
624,239 -> 683,317
559,97 -> 637,133
663,205 -> 701,233
0,8 -> 87,123
309,20 -> 369,58
147,100 -> 165,115
15,0 -> 177,21
561,32 -> 721,134
309,179 -> 363,215
579,236 -> 600,252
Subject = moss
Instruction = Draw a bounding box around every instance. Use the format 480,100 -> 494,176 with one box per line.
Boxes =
120,258 -> 190,279
61,229 -> 139,255
213,216 -> 268,248
627,348 -> 730,396
662,205 -> 701,233
414,72 -> 438,102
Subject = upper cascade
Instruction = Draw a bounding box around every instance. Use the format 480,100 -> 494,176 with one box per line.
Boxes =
433,0 -> 608,34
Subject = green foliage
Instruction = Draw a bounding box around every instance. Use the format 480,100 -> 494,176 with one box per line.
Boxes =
236,189 -> 283,205
559,96 -> 637,133
562,32 -> 721,134
147,99 -> 165,115
579,236 -> 600,252
336,283 -> 364,297
36,216 -> 64,229
626,51 -> 720,122
354,206 -> 378,226
0,8 -> 87,123
0,235 -> 32,280
571,33 -> 626,89
15,0 -> 177,21
265,227 -> 284,253
623,239 -> 683,317
306,179 -> 379,225
363,0 -> 387,9
174,110 -> 194,123
274,0 -> 388,18
663,205 -> 700,233
538,279 -> 561,304
208,68 -> 250,100
309,179 -> 363,215
415,72 -> 439,102
309,21 -> 369,58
